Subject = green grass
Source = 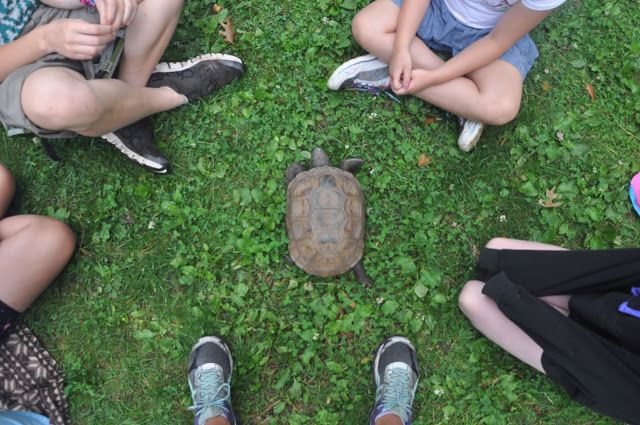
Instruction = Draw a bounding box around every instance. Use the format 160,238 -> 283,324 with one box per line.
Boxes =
1,0 -> 639,424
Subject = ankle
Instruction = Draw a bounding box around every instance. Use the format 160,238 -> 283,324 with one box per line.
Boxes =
376,414 -> 403,425
205,417 -> 230,425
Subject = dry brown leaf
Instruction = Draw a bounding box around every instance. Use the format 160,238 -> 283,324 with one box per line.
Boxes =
586,83 -> 596,100
417,153 -> 431,167
219,17 -> 235,44
538,186 -> 562,208
424,116 -> 438,125
541,81 -> 552,92
212,3 -> 222,13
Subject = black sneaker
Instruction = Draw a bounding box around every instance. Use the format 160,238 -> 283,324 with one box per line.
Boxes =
101,118 -> 170,173
148,53 -> 246,102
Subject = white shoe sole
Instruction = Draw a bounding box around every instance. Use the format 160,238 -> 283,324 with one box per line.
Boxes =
373,336 -> 416,386
101,132 -> 168,173
327,54 -> 388,90
190,336 -> 234,373
153,53 -> 244,73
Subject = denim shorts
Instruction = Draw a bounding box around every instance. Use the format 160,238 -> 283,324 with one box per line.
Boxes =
391,0 -> 539,79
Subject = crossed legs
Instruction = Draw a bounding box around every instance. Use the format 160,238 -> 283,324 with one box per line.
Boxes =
351,0 -> 522,125
20,0 -> 187,137
458,238 -> 571,373
0,165 -> 75,313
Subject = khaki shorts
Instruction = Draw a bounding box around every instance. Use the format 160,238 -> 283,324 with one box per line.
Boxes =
0,5 -> 120,139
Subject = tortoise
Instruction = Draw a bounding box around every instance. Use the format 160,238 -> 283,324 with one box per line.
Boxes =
285,147 -> 372,286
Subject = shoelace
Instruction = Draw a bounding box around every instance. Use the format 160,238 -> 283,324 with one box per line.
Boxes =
349,80 -> 401,104
189,369 -> 230,420
378,368 -> 413,422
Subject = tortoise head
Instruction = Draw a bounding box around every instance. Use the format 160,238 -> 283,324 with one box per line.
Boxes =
311,147 -> 331,168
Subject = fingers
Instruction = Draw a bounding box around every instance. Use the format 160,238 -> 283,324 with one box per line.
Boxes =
112,0 -> 125,30
96,0 -> 114,27
402,65 -> 412,89
73,20 -> 114,36
122,0 -> 138,26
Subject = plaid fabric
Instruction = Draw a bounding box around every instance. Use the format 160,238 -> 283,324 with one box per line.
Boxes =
0,0 -> 39,45
0,323 -> 70,425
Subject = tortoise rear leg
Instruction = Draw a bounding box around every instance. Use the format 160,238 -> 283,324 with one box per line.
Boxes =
339,158 -> 364,174
286,163 -> 306,185
352,261 -> 372,287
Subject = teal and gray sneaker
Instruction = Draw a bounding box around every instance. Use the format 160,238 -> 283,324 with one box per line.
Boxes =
188,336 -> 236,425
369,336 -> 420,425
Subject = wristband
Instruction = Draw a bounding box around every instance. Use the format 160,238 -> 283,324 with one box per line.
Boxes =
80,0 -> 96,8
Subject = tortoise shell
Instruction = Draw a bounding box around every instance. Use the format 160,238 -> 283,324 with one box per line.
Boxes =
286,166 -> 365,277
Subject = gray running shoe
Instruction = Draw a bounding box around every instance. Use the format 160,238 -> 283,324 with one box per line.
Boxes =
188,336 -> 236,425
369,336 -> 420,425
148,53 -> 246,102
328,54 -> 391,92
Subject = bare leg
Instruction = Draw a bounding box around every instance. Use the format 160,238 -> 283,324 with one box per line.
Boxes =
352,0 -> 522,125
118,0 -> 184,86
21,67 -> 186,137
0,167 -> 75,313
458,238 -> 571,373
0,165 -> 15,216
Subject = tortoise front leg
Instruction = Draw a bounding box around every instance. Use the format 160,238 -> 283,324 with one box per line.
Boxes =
286,163 -> 306,185
352,261 -> 372,287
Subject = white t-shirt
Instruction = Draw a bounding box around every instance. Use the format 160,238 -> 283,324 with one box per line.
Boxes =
442,0 -> 566,29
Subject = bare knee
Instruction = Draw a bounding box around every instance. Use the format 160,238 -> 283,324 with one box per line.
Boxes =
33,217 -> 76,264
458,280 -> 488,320
22,74 -> 104,134
352,10 -> 379,46
482,98 -> 520,126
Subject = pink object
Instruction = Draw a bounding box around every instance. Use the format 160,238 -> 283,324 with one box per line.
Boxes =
629,172 -> 640,216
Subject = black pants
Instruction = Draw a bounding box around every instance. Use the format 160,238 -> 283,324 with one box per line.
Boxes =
478,248 -> 640,425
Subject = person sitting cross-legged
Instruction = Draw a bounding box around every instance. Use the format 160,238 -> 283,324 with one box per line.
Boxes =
0,0 -> 246,173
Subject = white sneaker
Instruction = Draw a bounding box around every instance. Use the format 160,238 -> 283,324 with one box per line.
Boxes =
457,117 -> 485,152
327,54 -> 390,91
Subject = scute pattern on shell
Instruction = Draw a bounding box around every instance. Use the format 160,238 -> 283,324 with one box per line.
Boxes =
286,166 -> 365,277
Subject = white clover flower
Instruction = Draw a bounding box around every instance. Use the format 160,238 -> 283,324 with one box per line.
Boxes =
499,215 -> 507,223
572,42 -> 578,48
618,160 -> 624,166
344,144 -> 350,149
434,388 -> 444,396
321,16 -> 330,24
544,68 -> 550,74
368,112 -> 378,119
147,220 -> 156,229
376,296 -> 384,305
313,332 -> 320,340
369,168 -> 375,175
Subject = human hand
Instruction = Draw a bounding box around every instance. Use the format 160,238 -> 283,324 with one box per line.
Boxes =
95,0 -> 138,31
44,19 -> 115,60
389,48 -> 413,93
393,69 -> 437,95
